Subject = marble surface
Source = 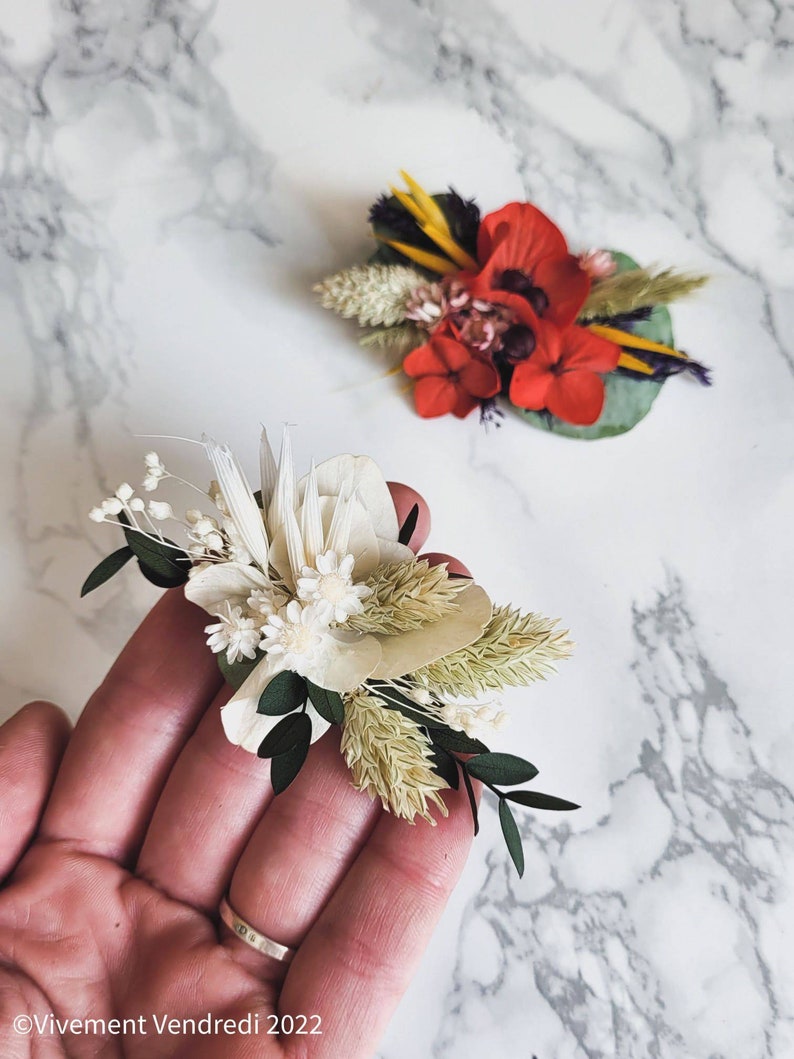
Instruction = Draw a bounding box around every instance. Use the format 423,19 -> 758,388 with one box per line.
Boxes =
1,0 -> 793,1056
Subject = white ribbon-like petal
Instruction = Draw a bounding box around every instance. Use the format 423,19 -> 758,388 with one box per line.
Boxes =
267,427 -> 296,540
203,437 -> 269,570
259,427 -> 278,510
372,583 -> 492,679
300,461 -> 324,568
270,496 -> 380,587
302,455 -> 399,543
184,562 -> 273,613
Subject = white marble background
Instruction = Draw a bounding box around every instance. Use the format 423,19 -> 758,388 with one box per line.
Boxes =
1,0 -> 793,1056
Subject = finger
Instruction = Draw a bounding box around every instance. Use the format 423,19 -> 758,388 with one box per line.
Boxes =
221,728 -> 380,981
0,701 -> 71,881
418,551 -> 472,578
387,482 -> 431,553
136,687 -> 274,912
40,590 -> 223,862
279,781 -> 475,1059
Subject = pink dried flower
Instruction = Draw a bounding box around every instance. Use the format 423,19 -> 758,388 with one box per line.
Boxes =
578,249 -> 617,279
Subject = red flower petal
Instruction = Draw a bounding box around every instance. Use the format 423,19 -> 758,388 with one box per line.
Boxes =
403,340 -> 448,379
532,255 -> 591,328
508,358 -> 554,410
559,326 -> 621,373
432,335 -> 475,374
413,375 -> 459,418
451,389 -> 481,418
476,203 -> 569,276
459,357 -> 501,398
545,371 -> 606,425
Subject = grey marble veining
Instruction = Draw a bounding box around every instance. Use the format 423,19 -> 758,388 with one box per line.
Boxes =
432,575 -> 794,1058
1,1 -> 792,1056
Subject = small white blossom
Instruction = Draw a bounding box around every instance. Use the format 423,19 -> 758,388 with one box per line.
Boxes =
439,701 -> 509,738
148,501 -> 173,521
129,497 -> 145,512
116,482 -> 134,502
142,453 -> 166,492
222,518 -> 252,565
89,507 -> 105,522
247,585 -> 287,619
101,497 -> 123,515
260,601 -> 331,675
296,550 -> 371,623
204,602 -> 261,665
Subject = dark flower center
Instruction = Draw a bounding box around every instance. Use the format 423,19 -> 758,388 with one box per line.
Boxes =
501,324 -> 536,363
499,268 -> 549,316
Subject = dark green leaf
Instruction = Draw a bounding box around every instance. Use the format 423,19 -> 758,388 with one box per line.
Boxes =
461,765 -> 479,836
398,503 -> 419,546
306,680 -> 345,725
257,671 -> 307,716
257,712 -> 312,759
516,251 -> 672,440
217,653 -> 261,691
124,528 -> 191,587
499,798 -> 525,877
80,546 -> 134,596
430,727 -> 489,756
270,738 -> 310,794
505,790 -> 580,811
429,745 -> 460,790
465,752 -> 539,786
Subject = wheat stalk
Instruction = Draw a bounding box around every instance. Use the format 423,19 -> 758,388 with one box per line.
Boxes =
414,605 -> 573,697
346,560 -> 468,635
314,263 -> 426,327
579,268 -> 708,321
341,689 -> 449,824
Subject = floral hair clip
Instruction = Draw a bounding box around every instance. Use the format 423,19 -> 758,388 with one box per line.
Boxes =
83,429 -> 576,874
316,172 -> 711,438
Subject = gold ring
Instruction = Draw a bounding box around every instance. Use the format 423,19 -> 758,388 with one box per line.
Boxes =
219,896 -> 295,965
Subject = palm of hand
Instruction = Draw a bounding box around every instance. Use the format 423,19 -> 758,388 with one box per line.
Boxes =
0,582 -> 473,1057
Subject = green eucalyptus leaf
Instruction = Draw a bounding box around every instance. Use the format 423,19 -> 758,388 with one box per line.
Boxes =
505,790 -> 580,812
398,503 -> 419,546
257,671 -> 307,716
270,737 -> 311,794
81,546 -> 134,597
257,712 -> 312,759
430,727 -> 489,756
429,745 -> 460,790
465,752 -> 539,786
461,765 -> 479,836
306,681 -> 345,725
124,528 -> 191,587
516,251 -> 673,440
498,798 -> 525,877
217,653 -> 261,691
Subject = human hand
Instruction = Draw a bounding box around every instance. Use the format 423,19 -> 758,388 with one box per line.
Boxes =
0,486 -> 475,1058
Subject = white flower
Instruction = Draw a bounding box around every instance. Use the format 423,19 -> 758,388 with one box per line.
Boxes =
260,601 -> 331,675
116,482 -> 134,502
101,497 -> 123,515
89,507 -> 105,522
297,549 -> 371,623
148,501 -> 173,521
128,497 -> 145,512
204,602 -> 261,665
142,453 -> 166,492
247,585 -> 287,619
222,518 -> 253,565
439,701 -> 509,738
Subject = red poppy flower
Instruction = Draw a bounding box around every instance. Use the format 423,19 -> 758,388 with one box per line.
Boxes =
468,202 -> 590,328
403,333 -> 501,418
509,324 -> 620,425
